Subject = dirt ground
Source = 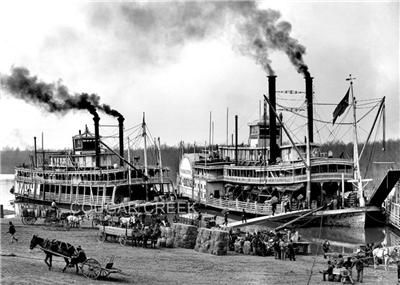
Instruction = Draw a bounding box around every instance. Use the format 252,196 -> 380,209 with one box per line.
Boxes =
0,218 -> 397,285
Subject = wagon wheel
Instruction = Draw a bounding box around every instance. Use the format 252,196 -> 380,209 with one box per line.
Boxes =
21,217 -> 26,225
80,258 -> 102,279
100,269 -> 112,278
119,236 -> 127,246
97,232 -> 106,243
25,216 -> 37,225
91,218 -> 98,228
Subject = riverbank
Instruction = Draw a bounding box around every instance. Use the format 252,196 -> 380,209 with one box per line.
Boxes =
0,217 -> 397,284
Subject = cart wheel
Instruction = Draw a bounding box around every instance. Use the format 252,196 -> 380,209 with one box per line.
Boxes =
119,236 -> 126,246
97,232 -> 106,243
21,217 -> 26,225
80,258 -> 102,279
100,269 -> 111,278
25,217 -> 37,225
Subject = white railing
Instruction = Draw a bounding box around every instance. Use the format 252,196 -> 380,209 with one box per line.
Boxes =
16,176 -> 162,186
218,172 -> 353,185
387,202 -> 400,230
205,197 -> 283,215
17,191 -> 112,207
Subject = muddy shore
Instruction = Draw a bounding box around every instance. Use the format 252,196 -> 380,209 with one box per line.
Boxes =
0,218 -> 396,284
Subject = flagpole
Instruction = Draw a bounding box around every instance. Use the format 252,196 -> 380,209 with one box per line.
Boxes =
347,74 -> 365,207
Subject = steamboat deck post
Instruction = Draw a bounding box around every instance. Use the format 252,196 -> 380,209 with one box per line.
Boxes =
143,113 -> 149,201
348,75 -> 365,207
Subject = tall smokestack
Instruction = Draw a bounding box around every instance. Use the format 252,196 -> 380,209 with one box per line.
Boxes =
118,115 -> 125,166
93,114 -> 100,168
268,75 -> 278,164
235,115 -> 238,165
34,136 -> 37,168
305,75 -> 314,143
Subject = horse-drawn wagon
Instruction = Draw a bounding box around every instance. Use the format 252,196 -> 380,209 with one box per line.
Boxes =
97,224 -> 161,248
97,225 -> 133,246
21,207 -> 37,225
30,235 -> 123,280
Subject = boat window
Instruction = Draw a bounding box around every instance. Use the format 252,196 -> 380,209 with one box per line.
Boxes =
329,164 -> 337,172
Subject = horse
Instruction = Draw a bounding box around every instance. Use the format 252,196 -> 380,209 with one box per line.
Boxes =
66,215 -> 84,228
373,246 -> 399,270
149,225 -> 161,248
131,226 -> 144,247
119,215 -> 135,228
30,235 -> 76,272
142,226 -> 153,248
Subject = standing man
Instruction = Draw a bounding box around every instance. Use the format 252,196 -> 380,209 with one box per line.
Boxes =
272,202 -> 277,216
224,211 -> 229,226
51,199 -> 58,217
323,240 -> 331,259
241,209 -> 247,223
7,221 -> 18,243
352,253 -> 364,283
287,241 -> 296,261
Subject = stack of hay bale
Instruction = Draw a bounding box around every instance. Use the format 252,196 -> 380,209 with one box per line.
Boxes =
194,228 -> 229,255
156,226 -> 174,248
172,223 -> 198,249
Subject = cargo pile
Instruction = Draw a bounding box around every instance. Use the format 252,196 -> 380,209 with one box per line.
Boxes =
172,223 -> 198,249
194,228 -> 229,256
156,225 -> 174,248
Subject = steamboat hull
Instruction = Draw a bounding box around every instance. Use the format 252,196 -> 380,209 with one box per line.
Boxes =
197,198 -> 384,228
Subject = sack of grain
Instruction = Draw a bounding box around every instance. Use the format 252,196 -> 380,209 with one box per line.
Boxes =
243,241 -> 251,255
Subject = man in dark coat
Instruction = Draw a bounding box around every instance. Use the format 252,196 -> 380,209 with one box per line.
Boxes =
70,246 -> 87,268
352,254 -> 364,283
241,209 -> 247,223
7,221 -> 18,243
287,241 -> 296,261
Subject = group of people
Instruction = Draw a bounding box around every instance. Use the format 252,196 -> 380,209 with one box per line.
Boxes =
229,228 -> 299,260
321,253 -> 365,283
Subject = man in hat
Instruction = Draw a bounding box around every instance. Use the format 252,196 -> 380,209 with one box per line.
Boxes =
7,221 -> 18,243
352,253 -> 364,283
70,245 -> 87,270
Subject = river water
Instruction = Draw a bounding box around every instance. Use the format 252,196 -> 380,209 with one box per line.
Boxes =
0,174 -> 15,211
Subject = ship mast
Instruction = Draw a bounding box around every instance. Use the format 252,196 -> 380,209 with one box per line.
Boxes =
157,137 -> 164,192
142,113 -> 149,200
127,136 -> 131,185
347,74 -> 365,207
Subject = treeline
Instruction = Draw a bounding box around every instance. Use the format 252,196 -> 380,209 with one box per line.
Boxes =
1,140 -> 399,189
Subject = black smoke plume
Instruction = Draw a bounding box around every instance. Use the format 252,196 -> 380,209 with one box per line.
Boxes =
0,66 -> 122,118
89,1 -> 310,76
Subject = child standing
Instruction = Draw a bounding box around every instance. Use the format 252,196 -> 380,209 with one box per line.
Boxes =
7,221 -> 18,243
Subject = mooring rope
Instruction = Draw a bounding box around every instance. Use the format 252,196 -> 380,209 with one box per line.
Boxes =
306,214 -> 324,285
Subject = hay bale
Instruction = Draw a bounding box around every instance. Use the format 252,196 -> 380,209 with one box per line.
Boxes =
156,237 -> 167,248
160,226 -> 175,248
194,228 -> 229,256
172,223 -> 198,249
243,241 -> 251,255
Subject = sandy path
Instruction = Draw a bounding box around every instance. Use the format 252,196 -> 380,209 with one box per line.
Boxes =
0,218 -> 396,284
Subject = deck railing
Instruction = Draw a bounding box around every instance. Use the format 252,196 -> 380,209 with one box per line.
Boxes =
204,197 -> 283,215
16,191 -> 112,207
387,201 -> 400,230
213,172 -> 353,185
15,176 -> 163,186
